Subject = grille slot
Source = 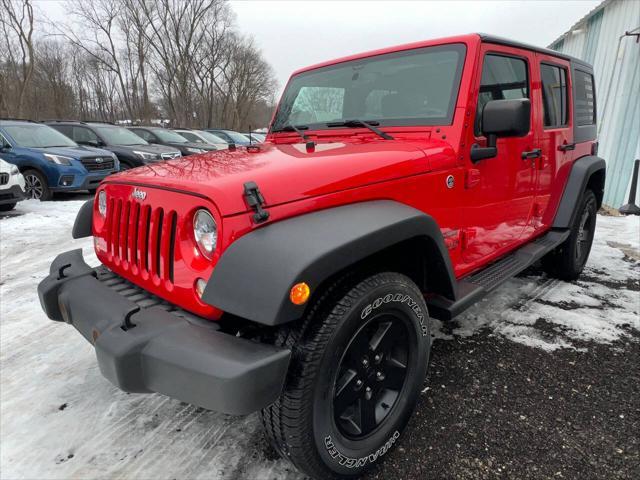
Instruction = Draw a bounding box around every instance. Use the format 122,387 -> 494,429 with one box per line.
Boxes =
81,157 -> 114,171
105,198 -> 176,284
0,173 -> 8,185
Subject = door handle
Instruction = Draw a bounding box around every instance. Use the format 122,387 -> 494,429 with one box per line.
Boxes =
558,143 -> 576,152
521,148 -> 542,160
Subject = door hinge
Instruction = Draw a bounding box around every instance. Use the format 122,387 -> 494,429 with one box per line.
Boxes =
243,181 -> 270,224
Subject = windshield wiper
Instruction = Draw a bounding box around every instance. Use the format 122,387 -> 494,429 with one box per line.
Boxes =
273,124 -> 315,149
326,119 -> 394,140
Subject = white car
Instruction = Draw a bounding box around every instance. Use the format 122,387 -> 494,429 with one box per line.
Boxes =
0,158 -> 26,211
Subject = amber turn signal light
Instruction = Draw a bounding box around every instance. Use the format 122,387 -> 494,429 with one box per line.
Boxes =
290,282 -> 310,305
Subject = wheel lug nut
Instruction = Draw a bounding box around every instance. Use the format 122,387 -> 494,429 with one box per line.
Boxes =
376,371 -> 382,378
365,386 -> 372,393
374,354 -> 381,362
356,379 -> 363,388
362,358 -> 369,367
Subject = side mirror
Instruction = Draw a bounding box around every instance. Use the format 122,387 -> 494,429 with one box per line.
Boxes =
471,98 -> 531,163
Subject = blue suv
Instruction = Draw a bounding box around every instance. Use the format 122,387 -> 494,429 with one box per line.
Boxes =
0,119 -> 119,200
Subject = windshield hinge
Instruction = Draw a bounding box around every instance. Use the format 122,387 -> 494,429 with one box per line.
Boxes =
243,181 -> 270,224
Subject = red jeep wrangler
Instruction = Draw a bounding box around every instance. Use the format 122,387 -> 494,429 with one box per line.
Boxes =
39,34 -> 605,479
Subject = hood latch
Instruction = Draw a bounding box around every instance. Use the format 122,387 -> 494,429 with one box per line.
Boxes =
243,181 -> 270,224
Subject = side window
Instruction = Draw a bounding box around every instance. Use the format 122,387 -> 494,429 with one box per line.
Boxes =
132,129 -> 152,142
72,127 -> 99,144
574,70 -> 596,126
54,125 -> 73,139
180,132 -> 201,143
540,64 -> 568,128
475,54 -> 529,135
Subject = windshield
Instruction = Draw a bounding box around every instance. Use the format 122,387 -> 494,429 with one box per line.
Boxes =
4,124 -> 77,148
197,131 -> 228,144
272,44 -> 466,131
155,129 -> 189,143
95,126 -> 148,146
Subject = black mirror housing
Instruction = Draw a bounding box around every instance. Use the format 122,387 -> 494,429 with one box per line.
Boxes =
482,98 -> 531,137
471,98 -> 531,163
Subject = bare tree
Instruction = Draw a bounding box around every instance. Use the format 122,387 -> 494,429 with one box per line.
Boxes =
0,0 -> 35,117
0,0 -> 277,128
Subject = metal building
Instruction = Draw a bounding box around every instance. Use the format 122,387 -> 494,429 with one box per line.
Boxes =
549,0 -> 639,208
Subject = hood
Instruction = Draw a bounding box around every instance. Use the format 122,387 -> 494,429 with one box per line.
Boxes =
106,138 -> 455,216
34,145 -> 114,159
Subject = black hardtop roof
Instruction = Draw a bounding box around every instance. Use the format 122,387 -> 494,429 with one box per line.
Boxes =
478,33 -> 593,71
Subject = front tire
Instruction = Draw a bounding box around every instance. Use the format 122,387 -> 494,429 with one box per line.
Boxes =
261,272 -> 430,479
23,169 -> 52,201
542,189 -> 597,280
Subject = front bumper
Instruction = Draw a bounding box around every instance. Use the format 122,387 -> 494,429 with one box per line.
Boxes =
0,184 -> 25,205
37,249 -> 291,415
51,171 -> 113,192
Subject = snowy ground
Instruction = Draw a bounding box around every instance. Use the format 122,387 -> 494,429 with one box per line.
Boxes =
1,199 -> 638,480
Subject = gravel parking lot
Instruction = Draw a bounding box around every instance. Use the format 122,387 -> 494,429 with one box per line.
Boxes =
1,199 -> 638,480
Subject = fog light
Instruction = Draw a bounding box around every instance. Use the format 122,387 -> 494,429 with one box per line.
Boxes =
195,278 -> 207,298
290,282 -> 310,305
59,175 -> 74,186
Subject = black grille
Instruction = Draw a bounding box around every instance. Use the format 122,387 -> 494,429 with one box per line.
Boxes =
81,157 -> 114,171
0,173 -> 8,185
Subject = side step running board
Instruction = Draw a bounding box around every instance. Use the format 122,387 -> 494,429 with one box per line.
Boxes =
427,229 -> 570,320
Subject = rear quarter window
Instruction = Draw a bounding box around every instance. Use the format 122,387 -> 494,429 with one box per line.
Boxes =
574,70 -> 596,126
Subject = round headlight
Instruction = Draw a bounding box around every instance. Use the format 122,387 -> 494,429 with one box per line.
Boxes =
193,209 -> 217,258
98,190 -> 107,217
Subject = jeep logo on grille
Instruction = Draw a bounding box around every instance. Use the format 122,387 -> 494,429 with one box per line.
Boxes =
131,188 -> 147,201
95,157 -> 103,163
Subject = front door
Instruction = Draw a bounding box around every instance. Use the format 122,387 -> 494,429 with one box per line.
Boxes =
460,45 -> 537,273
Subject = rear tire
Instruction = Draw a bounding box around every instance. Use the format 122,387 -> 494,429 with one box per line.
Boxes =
542,189 -> 597,280
23,169 -> 52,201
261,272 -> 430,479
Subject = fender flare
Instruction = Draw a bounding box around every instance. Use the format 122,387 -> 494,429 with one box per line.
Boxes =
553,155 -> 606,229
72,199 -> 94,239
203,200 -> 456,326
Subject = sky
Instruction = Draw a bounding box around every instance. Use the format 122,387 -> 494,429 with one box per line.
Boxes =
37,0 -> 602,94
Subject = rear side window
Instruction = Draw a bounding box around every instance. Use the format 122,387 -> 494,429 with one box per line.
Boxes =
179,131 -> 202,143
73,127 -> 100,144
475,54 -> 529,135
574,70 -> 596,126
131,129 -> 153,142
541,64 -> 568,128
53,125 -> 73,138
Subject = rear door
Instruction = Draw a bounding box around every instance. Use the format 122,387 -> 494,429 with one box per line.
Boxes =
461,45 -> 537,271
532,54 -> 573,231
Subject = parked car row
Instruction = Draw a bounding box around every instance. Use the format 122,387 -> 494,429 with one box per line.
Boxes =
0,118 -> 265,204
